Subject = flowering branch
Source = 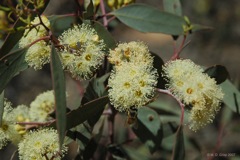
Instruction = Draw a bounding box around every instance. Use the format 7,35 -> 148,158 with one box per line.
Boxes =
156,88 -> 185,125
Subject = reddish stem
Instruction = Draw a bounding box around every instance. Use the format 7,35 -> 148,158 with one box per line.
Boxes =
100,0 -> 108,28
171,35 -> 187,60
156,89 -> 185,125
208,124 -> 225,160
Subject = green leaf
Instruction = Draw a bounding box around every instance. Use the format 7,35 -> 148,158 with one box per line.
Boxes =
50,96 -> 109,130
50,44 -> 67,148
123,145 -> 151,160
0,47 -> 28,93
82,121 -> 105,159
81,74 -> 109,127
0,0 -> 50,58
111,3 -> 186,35
172,125 -> 185,160
221,80 -> 240,114
92,21 -> 116,49
0,91 -> 4,126
48,15 -> 76,36
162,122 -> 178,138
83,0 -> 94,19
204,65 -> 229,84
133,107 -> 162,153
192,24 -> 213,32
163,0 -> 182,16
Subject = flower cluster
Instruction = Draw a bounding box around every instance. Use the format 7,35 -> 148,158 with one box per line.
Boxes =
0,100 -> 13,149
58,23 -> 106,80
163,59 -> 224,131
108,41 -> 158,112
29,90 -> 55,122
0,90 -> 59,149
18,128 -> 68,160
19,16 -> 51,70
0,101 -> 30,149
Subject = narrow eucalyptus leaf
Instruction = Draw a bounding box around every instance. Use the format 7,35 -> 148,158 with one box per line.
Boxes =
0,91 -> 4,126
49,96 -> 109,130
84,0 -> 94,19
172,125 -> 185,160
0,47 -> 28,93
50,44 -> 66,148
111,4 -> 185,35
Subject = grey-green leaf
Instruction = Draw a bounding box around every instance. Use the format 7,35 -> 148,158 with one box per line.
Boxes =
49,96 -> 109,130
221,80 -> 240,114
50,44 -> 67,148
111,3 -> 186,35
133,107 -> 162,153
172,125 -> 185,160
92,21 -> 116,49
0,47 -> 28,93
0,91 -> 4,126
163,0 -> 182,16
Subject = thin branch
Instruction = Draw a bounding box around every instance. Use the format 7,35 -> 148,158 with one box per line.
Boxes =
100,0 -> 108,28
156,88 -> 185,125
171,35 -> 187,60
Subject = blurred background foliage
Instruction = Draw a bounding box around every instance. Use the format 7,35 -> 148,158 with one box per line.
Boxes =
0,0 -> 240,160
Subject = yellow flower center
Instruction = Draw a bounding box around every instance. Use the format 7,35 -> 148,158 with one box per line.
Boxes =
85,54 -> 92,61
124,82 -> 131,88
186,88 -> 193,94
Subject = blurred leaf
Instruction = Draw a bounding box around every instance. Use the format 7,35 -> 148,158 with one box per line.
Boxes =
151,52 -> 166,89
192,24 -> 213,32
204,65 -> 229,84
84,0 -> 94,19
162,122 -> 178,138
172,125 -> 185,160
163,0 -> 182,16
108,144 -> 128,160
81,74 -> 109,127
221,106 -> 233,125
82,121 -> 105,160
48,15 -> 76,36
0,47 -> 28,93
92,21 -> 116,49
220,80 -> 240,114
0,91 -> 4,126
133,107 -> 162,153
148,97 -> 180,116
0,0 -> 50,57
111,4 -> 185,35
123,145 -> 151,160
69,123 -> 91,155
50,44 -> 67,148
49,96 -> 109,130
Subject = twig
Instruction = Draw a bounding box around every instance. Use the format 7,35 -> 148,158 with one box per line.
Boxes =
156,88 -> 184,125
100,0 -> 108,28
